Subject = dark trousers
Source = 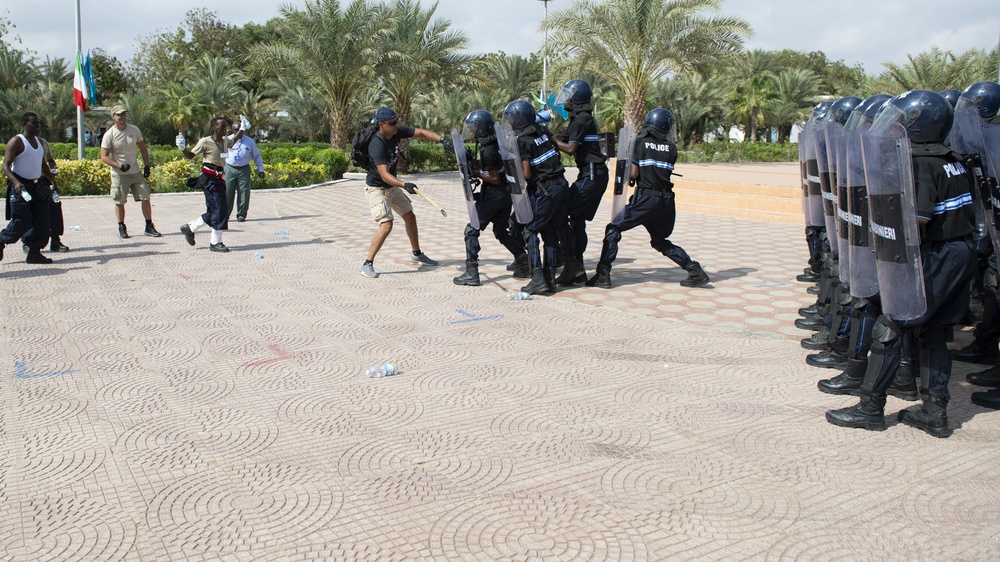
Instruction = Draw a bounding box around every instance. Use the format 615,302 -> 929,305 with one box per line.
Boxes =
598,190 -> 693,269
464,186 -> 524,262
1,177 -> 52,250
201,175 -> 229,231
526,179 -> 570,269
564,164 -> 609,262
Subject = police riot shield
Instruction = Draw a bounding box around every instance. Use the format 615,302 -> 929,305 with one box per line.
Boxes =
612,124 -> 636,222
846,125 -> 878,298
495,122 -> 533,224
827,121 -> 851,280
799,122 -> 811,222
860,121 -> 926,321
803,123 -> 825,227
451,129 -> 480,230
949,104 -> 995,255
816,120 -> 839,256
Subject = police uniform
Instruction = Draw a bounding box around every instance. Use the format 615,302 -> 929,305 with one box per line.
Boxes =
453,140 -> 528,285
559,109 -> 608,276
588,125 -> 708,288
517,123 -> 570,294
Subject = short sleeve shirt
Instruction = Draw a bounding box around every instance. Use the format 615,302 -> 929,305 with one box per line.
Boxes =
631,128 -> 677,190
101,124 -> 143,176
564,111 -> 606,168
191,136 -> 232,168
912,150 -> 976,242
516,124 -> 565,188
478,141 -> 506,186
366,125 -> 416,187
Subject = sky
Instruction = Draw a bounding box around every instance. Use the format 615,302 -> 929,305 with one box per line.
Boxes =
4,0 -> 999,82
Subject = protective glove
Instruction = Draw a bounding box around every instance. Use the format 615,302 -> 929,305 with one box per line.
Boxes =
440,136 -> 454,153
402,182 -> 417,194
470,177 -> 482,188
120,163 -> 131,172
143,165 -> 151,178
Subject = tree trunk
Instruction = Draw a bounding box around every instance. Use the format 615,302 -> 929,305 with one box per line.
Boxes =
396,98 -> 414,174
624,87 -> 648,133
328,101 -> 349,150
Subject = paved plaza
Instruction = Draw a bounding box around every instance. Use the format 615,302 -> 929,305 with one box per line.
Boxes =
0,165 -> 998,560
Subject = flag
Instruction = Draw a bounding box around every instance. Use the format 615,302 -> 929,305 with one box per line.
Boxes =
73,52 -> 88,111
83,52 -> 98,102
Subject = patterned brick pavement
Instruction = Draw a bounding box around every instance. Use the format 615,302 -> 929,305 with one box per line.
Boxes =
0,169 -> 997,560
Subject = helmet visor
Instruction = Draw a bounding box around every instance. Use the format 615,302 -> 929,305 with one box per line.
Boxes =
870,103 -> 906,136
461,121 -> 478,141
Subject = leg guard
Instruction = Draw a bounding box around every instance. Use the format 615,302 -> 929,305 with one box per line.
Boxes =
463,223 -> 481,263
918,323 -> 954,395
860,315 -> 904,395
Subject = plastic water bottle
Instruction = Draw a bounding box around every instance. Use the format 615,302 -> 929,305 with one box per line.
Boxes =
69,225 -> 83,231
254,252 -> 263,260
20,189 -> 31,202
507,291 -> 532,300
175,133 -> 186,150
51,192 -> 60,203
366,363 -> 398,378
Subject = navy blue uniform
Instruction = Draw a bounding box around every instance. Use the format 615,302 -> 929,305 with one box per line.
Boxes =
562,111 -> 609,263
463,141 -> 524,262
595,127 -> 695,270
517,123 -> 569,270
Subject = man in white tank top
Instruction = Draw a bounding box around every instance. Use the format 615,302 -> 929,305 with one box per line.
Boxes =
1,112 -> 55,264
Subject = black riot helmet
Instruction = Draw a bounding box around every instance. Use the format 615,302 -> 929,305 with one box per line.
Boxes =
846,94 -> 892,131
828,96 -> 863,125
873,90 -> 954,144
462,109 -> 496,142
502,99 -> 536,131
957,81 -> 1000,122
938,89 -> 961,108
554,79 -> 593,112
808,102 -> 834,124
643,108 -> 677,141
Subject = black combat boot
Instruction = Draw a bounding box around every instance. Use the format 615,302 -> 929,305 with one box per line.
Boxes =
453,261 -> 480,286
971,387 -> 1000,410
801,326 -> 830,350
796,268 -> 821,283
799,304 -> 819,316
825,391 -> 887,431
25,248 -> 53,264
887,356 -> 918,401
966,363 -> 1000,387
554,259 -> 586,286
818,358 -> 867,395
795,314 -> 825,331
511,253 -> 531,279
521,269 -> 551,295
898,390 -> 951,438
950,334 -> 1000,364
544,267 -> 557,293
680,261 -> 710,287
807,336 -> 849,369
586,264 -> 612,289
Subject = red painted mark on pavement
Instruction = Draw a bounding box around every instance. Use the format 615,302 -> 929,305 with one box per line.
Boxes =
179,274 -> 191,280
245,343 -> 291,367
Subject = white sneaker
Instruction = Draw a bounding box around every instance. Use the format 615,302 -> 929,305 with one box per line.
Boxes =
360,262 -> 379,278
410,252 -> 439,266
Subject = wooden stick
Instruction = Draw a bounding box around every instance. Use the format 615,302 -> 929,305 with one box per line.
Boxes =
412,187 -> 447,217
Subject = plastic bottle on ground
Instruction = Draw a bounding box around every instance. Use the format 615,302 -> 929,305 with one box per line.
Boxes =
507,291 -> 532,300
366,363 -> 398,378
254,252 -> 263,260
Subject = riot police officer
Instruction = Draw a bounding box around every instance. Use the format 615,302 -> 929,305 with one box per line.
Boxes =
550,79 -> 610,285
586,108 -> 709,289
826,90 -> 977,437
453,110 -> 530,286
503,99 -> 570,295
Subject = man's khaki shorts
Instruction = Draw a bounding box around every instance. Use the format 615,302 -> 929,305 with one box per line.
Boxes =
365,185 -> 413,223
110,173 -> 151,204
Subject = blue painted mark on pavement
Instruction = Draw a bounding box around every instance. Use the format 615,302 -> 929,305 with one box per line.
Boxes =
449,310 -> 503,324
753,277 -> 789,288
14,360 -> 78,380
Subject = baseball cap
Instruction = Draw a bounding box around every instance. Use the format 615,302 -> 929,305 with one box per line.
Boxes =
110,105 -> 127,116
373,107 -> 397,124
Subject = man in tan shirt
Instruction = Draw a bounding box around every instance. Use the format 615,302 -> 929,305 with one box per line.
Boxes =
178,116 -> 245,253
99,104 -> 161,239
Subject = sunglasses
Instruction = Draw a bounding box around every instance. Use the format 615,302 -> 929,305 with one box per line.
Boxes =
385,119 -> 399,126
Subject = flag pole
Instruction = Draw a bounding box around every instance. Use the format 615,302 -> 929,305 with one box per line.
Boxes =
75,0 -> 84,160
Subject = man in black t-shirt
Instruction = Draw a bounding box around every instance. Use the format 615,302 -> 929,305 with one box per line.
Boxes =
827,91 -> 977,438
551,80 -> 609,285
503,100 -> 570,295
586,109 -> 709,289
360,107 -> 451,278
453,110 -> 529,286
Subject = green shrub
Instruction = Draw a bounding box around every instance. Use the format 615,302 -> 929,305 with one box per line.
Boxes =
263,158 -> 327,188
314,148 -> 349,179
407,142 -> 458,173
150,159 -> 198,193
678,141 -> 799,163
54,159 -> 109,196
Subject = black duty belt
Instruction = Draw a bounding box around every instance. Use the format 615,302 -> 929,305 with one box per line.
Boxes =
636,187 -> 671,197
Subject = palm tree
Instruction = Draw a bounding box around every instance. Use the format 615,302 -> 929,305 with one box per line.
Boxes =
0,47 -> 39,137
378,0 -> 473,171
159,83 -> 206,138
183,55 -> 251,124
245,0 -> 391,148
35,57 -> 75,140
543,0 -> 751,129
649,73 -> 724,148
479,53 -> 542,103
873,46 -> 1000,93
770,68 -> 821,143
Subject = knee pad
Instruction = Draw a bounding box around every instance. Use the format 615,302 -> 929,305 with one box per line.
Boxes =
604,224 -> 621,243
872,315 -> 901,345
985,267 -> 998,292
464,224 -> 481,238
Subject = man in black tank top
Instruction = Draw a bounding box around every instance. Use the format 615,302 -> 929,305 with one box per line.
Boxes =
1,112 -> 54,264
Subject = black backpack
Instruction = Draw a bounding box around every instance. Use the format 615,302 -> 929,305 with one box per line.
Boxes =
351,126 -> 378,168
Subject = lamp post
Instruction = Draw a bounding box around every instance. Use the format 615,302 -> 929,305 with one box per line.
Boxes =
75,0 -> 84,159
539,0 -> 552,102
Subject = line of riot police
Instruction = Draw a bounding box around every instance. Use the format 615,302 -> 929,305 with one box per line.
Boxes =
793,81 -> 1000,437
